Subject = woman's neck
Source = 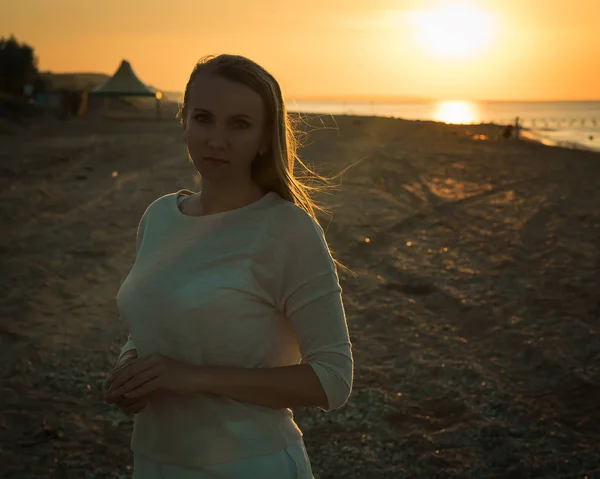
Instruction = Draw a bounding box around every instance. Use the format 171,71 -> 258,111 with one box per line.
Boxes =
197,180 -> 265,216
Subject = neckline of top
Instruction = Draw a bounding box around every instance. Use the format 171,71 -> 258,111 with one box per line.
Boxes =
172,189 -> 276,220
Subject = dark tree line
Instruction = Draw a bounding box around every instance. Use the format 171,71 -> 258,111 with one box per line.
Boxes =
0,35 -> 44,97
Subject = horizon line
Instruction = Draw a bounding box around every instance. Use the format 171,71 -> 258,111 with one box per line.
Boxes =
44,71 -> 599,103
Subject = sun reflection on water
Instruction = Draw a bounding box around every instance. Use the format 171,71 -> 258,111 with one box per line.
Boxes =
433,101 -> 481,124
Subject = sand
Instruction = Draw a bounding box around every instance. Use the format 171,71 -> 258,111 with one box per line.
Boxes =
1,113 -> 599,478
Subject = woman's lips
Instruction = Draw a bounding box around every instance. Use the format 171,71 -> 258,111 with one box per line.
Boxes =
203,157 -> 229,164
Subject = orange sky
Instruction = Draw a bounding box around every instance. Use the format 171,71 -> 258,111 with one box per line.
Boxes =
2,0 -> 599,101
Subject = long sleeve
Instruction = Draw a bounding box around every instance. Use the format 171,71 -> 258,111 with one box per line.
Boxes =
118,333 -> 137,361
279,211 -> 354,411
117,210 -> 148,361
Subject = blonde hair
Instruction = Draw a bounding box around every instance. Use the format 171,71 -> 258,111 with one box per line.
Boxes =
176,54 -> 353,277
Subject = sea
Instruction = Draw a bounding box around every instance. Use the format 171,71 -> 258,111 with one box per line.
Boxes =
286,100 -> 600,152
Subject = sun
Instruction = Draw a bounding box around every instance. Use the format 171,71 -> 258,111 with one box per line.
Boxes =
408,2 -> 499,59
433,101 -> 480,124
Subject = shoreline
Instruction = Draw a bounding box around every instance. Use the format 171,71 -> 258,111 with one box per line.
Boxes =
289,100 -> 600,154
293,112 -> 600,155
518,127 -> 599,153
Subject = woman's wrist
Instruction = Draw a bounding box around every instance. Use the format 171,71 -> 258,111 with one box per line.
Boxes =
116,349 -> 138,368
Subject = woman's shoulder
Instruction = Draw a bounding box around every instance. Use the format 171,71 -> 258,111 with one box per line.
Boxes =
270,198 -> 328,241
152,189 -> 194,207
270,195 -> 310,223
138,189 -> 189,222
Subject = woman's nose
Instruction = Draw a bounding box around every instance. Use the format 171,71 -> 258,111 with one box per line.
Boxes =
207,127 -> 229,149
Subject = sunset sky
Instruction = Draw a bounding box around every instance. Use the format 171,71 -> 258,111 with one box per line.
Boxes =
2,0 -> 599,101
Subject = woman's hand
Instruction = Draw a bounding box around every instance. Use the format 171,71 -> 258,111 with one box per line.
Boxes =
103,351 -> 149,414
113,394 -> 149,414
105,353 -> 198,401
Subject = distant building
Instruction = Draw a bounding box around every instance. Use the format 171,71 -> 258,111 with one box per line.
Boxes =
90,60 -> 162,118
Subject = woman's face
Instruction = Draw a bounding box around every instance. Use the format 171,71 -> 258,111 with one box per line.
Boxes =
183,73 -> 267,183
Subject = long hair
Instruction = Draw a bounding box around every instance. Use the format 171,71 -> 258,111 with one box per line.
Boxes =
176,54 -> 353,276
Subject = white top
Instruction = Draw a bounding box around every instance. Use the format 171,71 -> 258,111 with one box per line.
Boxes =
116,189 -> 354,467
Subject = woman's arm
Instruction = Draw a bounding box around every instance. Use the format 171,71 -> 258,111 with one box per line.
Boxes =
117,333 -> 138,365
110,284 -> 352,411
190,274 -> 353,411
117,349 -> 138,368
190,213 -> 353,411
190,363 -> 328,410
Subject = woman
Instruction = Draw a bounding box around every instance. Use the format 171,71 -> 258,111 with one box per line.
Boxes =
102,54 -> 354,478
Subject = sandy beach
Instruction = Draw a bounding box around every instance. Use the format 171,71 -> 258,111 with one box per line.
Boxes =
1,113 -> 599,478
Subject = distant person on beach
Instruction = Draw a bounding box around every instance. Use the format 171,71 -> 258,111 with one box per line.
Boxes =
101,54 -> 353,478
514,116 -> 521,139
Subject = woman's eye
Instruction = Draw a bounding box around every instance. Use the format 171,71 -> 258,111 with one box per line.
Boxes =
193,115 -> 248,128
